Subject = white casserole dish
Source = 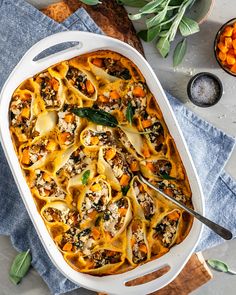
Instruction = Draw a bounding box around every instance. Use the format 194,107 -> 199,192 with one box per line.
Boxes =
0,31 -> 204,295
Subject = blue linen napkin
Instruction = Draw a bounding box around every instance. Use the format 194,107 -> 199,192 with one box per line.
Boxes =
0,0 -> 235,294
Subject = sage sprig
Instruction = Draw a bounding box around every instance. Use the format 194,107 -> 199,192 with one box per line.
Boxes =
122,0 -> 199,65
9,249 -> 32,285
207,259 -> 236,275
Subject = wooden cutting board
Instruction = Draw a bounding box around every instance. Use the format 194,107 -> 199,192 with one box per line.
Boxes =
40,1 -> 213,294
41,0 -> 144,55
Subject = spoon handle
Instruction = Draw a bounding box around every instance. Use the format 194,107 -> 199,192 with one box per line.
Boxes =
139,174 -> 232,240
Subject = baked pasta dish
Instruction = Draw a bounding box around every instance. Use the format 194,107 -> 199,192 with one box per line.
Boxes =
9,50 -> 193,275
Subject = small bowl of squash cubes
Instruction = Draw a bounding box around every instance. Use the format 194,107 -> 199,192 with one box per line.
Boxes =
214,18 -> 236,76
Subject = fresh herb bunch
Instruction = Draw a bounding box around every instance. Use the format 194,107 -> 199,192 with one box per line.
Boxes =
80,0 -> 199,65
119,0 -> 200,66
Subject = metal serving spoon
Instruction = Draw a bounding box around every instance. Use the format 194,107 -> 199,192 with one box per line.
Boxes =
138,173 -> 232,240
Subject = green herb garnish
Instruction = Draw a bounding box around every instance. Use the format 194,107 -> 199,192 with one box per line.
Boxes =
207,259 -> 236,275
82,170 -> 91,185
72,108 -> 118,127
173,38 -> 187,67
121,185 -> 130,196
9,249 -> 31,285
72,107 -> 154,135
159,172 -> 176,180
126,102 -> 134,124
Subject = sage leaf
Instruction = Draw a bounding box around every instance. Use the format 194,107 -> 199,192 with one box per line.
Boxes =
207,259 -> 230,273
82,170 -> 90,185
126,102 -> 134,124
173,38 -> 187,67
117,0 -> 147,7
156,36 -> 170,57
170,0 -> 184,5
159,172 -> 177,180
146,3 -> 169,29
138,26 -> 161,42
147,25 -> 161,42
138,30 -> 149,42
72,108 -> 118,127
158,30 -> 169,37
129,13 -> 143,21
140,0 -> 166,14
121,185 -> 130,196
179,16 -> 200,36
80,0 -> 101,5
9,249 -> 31,285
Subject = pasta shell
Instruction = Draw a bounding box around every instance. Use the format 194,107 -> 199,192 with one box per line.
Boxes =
128,176 -> 156,220
101,195 -> 132,240
149,209 -> 182,250
64,246 -> 125,275
80,124 -> 115,150
56,108 -> 83,147
114,126 -> 145,160
78,175 -> 112,228
97,146 -> 132,191
19,131 -> 59,170
34,71 -> 65,111
28,169 -> 67,201
41,201 -> 79,227
35,111 -> 57,136
65,65 -> 98,101
126,219 -> 150,266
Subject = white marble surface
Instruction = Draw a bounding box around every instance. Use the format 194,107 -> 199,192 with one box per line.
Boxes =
0,0 -> 236,294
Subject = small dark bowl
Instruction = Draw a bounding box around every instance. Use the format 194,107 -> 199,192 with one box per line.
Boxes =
187,72 -> 223,107
214,18 -> 236,77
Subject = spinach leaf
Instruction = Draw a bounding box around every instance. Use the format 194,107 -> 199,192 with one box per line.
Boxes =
82,170 -> 91,185
9,249 -> 31,285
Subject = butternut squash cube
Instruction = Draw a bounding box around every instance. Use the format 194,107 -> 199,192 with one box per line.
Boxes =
226,54 -> 236,65
91,183 -> 101,192
218,51 -> 226,61
218,42 -> 228,53
225,37 -> 233,48
223,26 -> 233,37
46,140 -> 57,151
21,108 -> 30,119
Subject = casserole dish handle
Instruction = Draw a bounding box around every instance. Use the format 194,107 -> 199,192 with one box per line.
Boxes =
17,31 -> 110,73
96,259 -> 184,295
